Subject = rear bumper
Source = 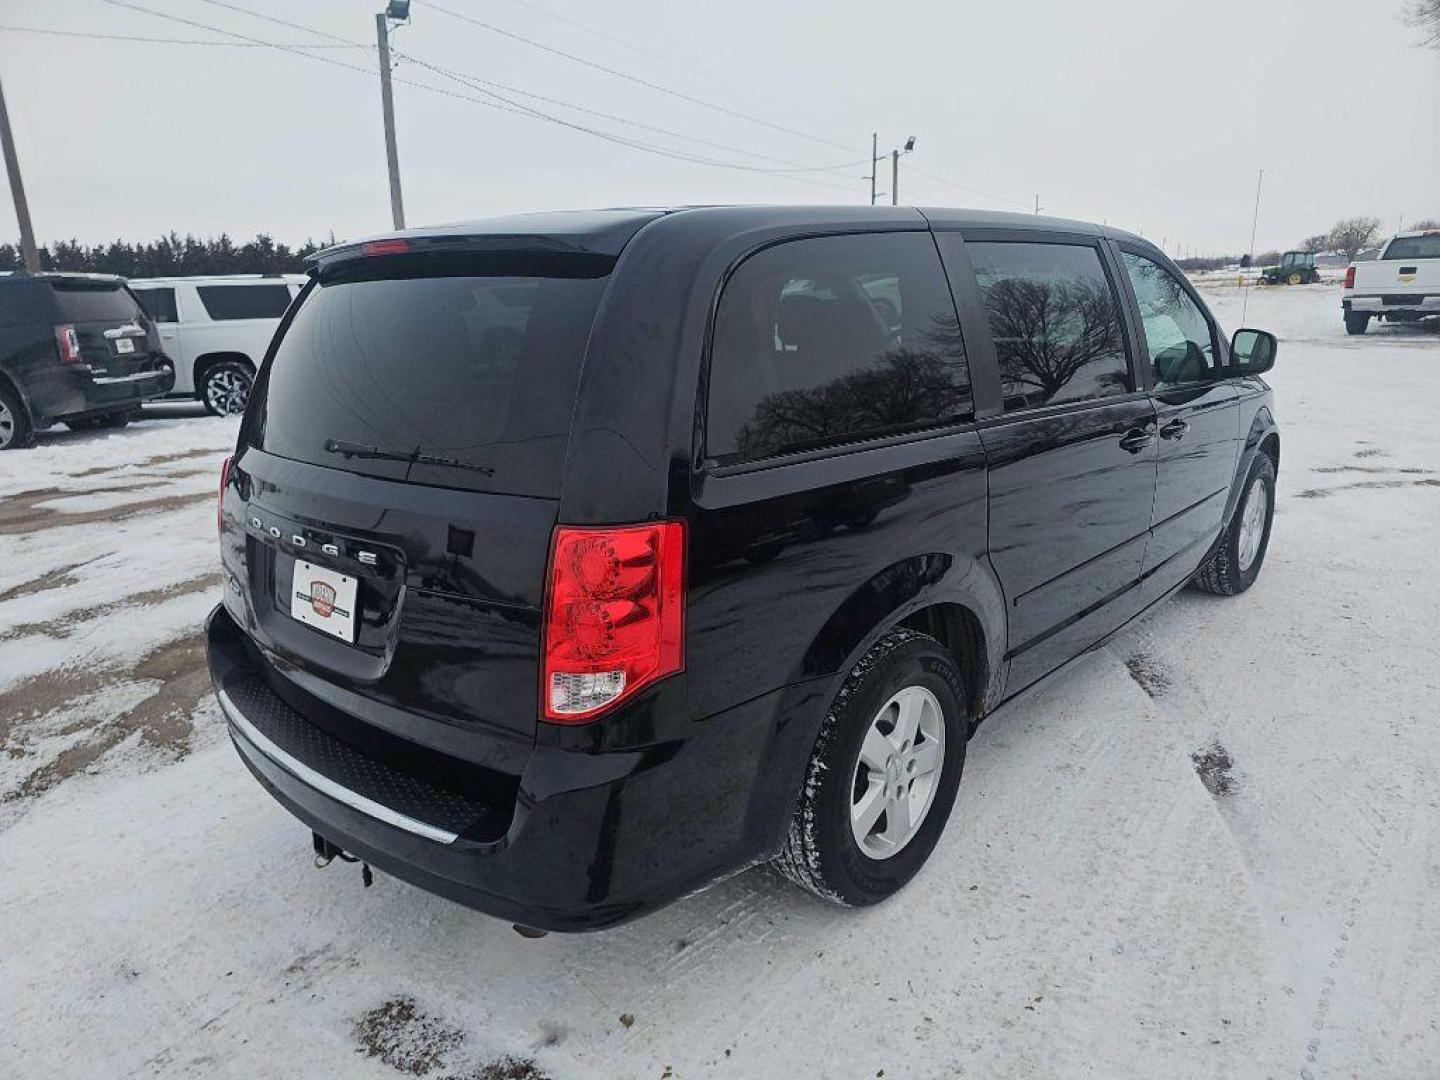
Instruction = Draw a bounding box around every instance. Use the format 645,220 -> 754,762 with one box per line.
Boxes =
1344,294 -> 1440,315
33,365 -> 176,422
206,605 -> 810,931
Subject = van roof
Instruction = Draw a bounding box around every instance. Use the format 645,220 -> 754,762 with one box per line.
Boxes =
311,205 -> 1145,271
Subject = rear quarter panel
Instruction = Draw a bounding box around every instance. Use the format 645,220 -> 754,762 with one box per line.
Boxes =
561,209 -> 1008,732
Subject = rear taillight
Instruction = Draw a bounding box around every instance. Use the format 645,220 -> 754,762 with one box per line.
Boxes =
542,521 -> 685,722
54,324 -> 81,363
217,455 -> 233,538
1344,266 -> 1357,289
361,238 -> 409,256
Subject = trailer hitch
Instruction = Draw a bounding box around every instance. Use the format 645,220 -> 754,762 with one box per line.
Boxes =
312,832 -> 374,887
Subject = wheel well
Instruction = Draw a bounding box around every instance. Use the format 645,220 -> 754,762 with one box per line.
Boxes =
0,370 -> 28,414
897,603 -> 987,726
1260,432 -> 1280,476
194,351 -> 254,385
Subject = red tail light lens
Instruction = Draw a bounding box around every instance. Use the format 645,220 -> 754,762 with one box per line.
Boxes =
361,238 -> 409,257
217,455 -> 233,538
54,324 -> 82,363
542,521 -> 685,722
1344,266 -> 1356,289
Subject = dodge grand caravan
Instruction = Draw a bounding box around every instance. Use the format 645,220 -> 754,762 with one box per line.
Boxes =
209,207 -> 1279,931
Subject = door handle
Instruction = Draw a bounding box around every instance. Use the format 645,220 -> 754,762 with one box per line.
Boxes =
1159,418 -> 1190,441
1118,427 -> 1155,454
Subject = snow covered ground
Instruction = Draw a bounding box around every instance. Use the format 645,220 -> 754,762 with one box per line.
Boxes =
1,287 -> 1437,1080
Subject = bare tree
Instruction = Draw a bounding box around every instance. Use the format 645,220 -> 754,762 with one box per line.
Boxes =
1328,217 -> 1383,261
1410,218 -> 1440,230
1301,234 -> 1330,254
1408,1 -> 1440,47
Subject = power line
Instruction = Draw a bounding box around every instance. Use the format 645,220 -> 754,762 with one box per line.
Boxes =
178,0 -> 867,188
190,0 -> 368,53
425,1 -> 860,155
493,0 -> 845,125
903,163 -> 1029,211
395,50 -> 865,181
98,0 -> 867,193
185,0 -> 867,178
0,23 -> 355,47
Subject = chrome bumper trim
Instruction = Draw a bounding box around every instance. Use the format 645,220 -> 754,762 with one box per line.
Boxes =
217,687 -> 459,844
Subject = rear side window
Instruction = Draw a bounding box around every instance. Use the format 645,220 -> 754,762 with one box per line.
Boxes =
706,232 -> 972,466
134,287 -> 178,323
968,242 -> 1131,412
251,260 -> 610,497
1383,235 -> 1440,260
51,282 -> 145,323
197,284 -> 293,320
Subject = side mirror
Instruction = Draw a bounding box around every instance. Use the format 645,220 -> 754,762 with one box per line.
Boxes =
1230,328 -> 1277,375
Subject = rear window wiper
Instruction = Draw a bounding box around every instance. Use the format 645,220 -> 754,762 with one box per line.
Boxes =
322,438 -> 494,475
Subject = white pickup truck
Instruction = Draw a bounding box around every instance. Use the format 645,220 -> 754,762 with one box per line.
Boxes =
1342,230 -> 1440,335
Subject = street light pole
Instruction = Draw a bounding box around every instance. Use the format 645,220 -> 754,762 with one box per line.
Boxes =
0,76 -> 39,272
870,132 -> 878,206
375,10 -> 405,230
891,149 -> 899,207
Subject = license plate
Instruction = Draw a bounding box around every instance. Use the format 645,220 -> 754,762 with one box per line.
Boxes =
290,560 -> 359,642
114,337 -> 135,354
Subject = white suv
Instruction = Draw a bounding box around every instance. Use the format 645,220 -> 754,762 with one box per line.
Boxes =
130,275 -> 305,414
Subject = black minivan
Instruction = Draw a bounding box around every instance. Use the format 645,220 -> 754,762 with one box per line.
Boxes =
0,272 -> 175,447
209,207 -> 1279,931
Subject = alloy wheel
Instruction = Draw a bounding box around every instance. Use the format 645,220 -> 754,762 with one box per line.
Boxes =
0,398 -> 13,448
1238,479 -> 1268,571
206,369 -> 251,415
850,685 -> 946,860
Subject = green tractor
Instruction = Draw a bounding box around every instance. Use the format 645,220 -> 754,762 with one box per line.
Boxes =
1258,250 -> 1321,286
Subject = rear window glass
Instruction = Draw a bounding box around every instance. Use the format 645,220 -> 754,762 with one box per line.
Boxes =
134,287 -> 178,323
197,284 -> 293,320
51,282 -> 144,323
1383,235 -> 1440,261
250,263 -> 609,497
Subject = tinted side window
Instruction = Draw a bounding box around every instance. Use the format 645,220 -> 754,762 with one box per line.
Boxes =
197,284 -> 293,320
707,233 -> 971,466
134,287 -> 178,323
968,242 -> 1130,411
1120,251 -> 1219,388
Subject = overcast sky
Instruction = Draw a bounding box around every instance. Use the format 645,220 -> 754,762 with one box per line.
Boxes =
2,0 -> 1436,256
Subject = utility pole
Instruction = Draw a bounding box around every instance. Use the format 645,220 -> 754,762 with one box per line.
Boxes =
0,76 -> 39,272
869,132 -> 878,206
375,11 -> 405,230
891,149 -> 899,206
1034,194 -> 1043,215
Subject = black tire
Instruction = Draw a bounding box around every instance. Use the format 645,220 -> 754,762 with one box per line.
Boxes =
1193,454 -> 1276,596
1344,311 -> 1371,336
0,382 -> 34,450
199,359 -> 255,416
774,627 -> 968,907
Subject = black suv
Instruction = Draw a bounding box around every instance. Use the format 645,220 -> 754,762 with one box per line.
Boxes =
209,207 -> 1278,932
0,272 -> 175,447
